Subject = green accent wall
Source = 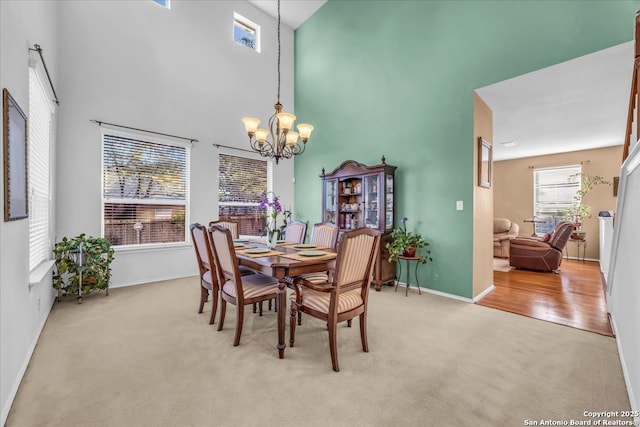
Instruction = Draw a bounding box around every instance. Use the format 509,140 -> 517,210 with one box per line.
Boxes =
293,0 -> 638,298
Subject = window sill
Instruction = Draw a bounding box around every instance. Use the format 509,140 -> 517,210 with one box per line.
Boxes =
114,242 -> 192,255
29,260 -> 55,286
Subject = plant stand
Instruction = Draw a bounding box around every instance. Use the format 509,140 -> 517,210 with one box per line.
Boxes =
53,234 -> 114,304
394,255 -> 423,297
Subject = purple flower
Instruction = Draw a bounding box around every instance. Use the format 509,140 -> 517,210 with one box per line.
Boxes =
402,217 -> 408,223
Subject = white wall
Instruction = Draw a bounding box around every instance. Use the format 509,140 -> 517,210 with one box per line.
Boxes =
0,1 -> 59,424
55,0 -> 296,286
607,140 -> 640,416
1,1 -> 295,423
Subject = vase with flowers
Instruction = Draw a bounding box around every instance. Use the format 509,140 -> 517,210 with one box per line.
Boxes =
258,192 -> 291,249
386,217 -> 432,264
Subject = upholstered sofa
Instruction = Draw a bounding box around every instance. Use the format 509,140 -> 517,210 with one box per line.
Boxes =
509,221 -> 574,272
493,218 -> 520,258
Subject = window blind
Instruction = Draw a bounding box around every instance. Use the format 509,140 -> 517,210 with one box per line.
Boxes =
533,165 -> 581,234
28,67 -> 53,271
218,153 -> 270,236
102,134 -> 189,246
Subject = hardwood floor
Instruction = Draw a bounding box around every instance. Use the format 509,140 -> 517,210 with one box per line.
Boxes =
477,258 -> 613,336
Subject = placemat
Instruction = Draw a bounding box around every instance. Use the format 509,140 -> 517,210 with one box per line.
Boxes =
232,244 -> 253,250
239,249 -> 284,258
291,245 -> 329,251
279,252 -> 337,262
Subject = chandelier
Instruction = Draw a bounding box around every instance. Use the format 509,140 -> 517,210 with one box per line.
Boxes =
241,0 -> 313,164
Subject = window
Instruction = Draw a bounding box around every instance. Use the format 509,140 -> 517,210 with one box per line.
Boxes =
533,165 -> 581,234
218,153 -> 271,236
102,133 -> 189,247
234,12 -> 260,52
28,68 -> 53,271
152,0 -> 170,8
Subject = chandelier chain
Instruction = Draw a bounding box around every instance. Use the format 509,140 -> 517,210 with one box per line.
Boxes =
277,0 -> 281,104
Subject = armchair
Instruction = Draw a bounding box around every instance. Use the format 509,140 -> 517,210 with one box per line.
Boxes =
509,221 -> 574,272
289,228 -> 381,372
493,218 -> 520,258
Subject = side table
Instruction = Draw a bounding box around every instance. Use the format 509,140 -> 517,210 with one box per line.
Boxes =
523,217 -> 546,237
565,238 -> 587,262
394,255 -> 423,297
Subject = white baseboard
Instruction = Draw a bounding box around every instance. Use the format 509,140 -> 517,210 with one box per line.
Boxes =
392,281 -> 474,303
473,284 -> 495,302
110,274 -> 197,289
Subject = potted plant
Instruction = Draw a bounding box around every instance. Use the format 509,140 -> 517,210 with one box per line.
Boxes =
562,173 -> 610,237
386,217 -> 432,264
53,233 -> 115,303
257,192 -> 292,248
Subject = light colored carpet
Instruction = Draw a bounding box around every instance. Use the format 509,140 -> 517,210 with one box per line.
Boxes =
6,277 -> 632,427
493,257 -> 514,272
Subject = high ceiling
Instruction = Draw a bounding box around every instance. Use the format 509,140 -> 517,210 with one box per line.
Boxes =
476,42 -> 632,161
248,1 -> 633,162
247,0 -> 327,29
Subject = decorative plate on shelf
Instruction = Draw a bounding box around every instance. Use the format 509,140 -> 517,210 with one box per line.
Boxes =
298,250 -> 326,257
244,248 -> 271,254
294,244 -> 316,249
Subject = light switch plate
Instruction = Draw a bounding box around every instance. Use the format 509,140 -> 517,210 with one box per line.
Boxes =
456,200 -> 463,211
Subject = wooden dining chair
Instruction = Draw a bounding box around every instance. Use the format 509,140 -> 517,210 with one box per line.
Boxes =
283,220 -> 307,244
209,225 -> 280,346
289,227 -> 381,372
209,220 -> 239,239
309,222 -> 339,250
292,222 -> 340,325
189,223 -> 221,325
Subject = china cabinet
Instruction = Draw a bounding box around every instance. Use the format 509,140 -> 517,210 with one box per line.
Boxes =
320,156 -> 397,290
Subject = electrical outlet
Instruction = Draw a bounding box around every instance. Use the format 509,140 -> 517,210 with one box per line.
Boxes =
456,200 -> 463,211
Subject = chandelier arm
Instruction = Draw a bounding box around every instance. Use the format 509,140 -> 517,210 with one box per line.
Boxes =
291,142 -> 306,156
249,137 -> 276,157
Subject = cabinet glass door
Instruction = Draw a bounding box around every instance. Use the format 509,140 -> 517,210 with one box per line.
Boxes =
385,174 -> 394,230
364,174 -> 380,229
324,179 -> 337,224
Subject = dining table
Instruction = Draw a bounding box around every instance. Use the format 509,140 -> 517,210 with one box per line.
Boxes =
233,240 -> 337,359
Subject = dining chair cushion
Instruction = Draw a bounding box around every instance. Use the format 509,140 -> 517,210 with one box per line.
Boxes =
222,274 -> 279,299
202,271 -> 213,290
290,289 -> 363,314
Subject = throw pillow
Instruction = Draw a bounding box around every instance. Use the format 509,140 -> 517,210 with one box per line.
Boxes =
542,231 -> 554,242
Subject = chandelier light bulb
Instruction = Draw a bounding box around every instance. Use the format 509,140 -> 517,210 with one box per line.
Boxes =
276,112 -> 296,130
255,128 -> 269,143
286,131 -> 299,147
242,117 -> 260,135
297,124 -> 314,142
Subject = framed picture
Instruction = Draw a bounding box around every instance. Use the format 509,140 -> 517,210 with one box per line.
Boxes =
477,137 -> 492,189
3,88 -> 28,221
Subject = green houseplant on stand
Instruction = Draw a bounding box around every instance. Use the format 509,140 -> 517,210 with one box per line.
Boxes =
386,217 -> 432,264
53,234 -> 115,303
562,173 -> 610,240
